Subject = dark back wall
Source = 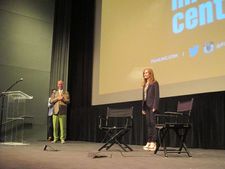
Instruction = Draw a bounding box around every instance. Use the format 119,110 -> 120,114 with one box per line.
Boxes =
67,0 -> 225,149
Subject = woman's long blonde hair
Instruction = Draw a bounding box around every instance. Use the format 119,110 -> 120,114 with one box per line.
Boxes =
142,68 -> 156,87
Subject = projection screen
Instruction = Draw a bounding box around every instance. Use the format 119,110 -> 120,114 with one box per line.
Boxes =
92,0 -> 225,105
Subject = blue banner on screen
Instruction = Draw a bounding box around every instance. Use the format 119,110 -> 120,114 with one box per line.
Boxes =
172,0 -> 225,34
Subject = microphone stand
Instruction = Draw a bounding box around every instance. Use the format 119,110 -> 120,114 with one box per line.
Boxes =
0,79 -> 23,142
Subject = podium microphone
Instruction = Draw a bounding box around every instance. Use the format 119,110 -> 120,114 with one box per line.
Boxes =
4,78 -> 24,92
18,78 -> 23,82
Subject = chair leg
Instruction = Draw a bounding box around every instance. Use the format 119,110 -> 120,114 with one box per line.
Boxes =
163,128 -> 169,157
123,142 -> 133,151
154,128 -> 162,154
114,139 -> 127,151
173,127 -> 191,157
183,142 -> 192,157
99,129 -> 132,152
173,128 -> 183,153
118,138 -> 133,151
181,128 -> 192,157
99,129 -> 122,151
98,141 -> 110,151
115,129 -> 133,151
98,130 -> 116,151
100,130 -> 111,143
178,129 -> 185,153
155,127 -> 168,157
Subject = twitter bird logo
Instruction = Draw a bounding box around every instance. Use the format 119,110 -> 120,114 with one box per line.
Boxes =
189,45 -> 199,57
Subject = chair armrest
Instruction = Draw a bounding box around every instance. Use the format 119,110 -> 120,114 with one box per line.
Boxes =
164,111 -> 183,115
155,113 -> 180,124
155,114 -> 176,118
155,114 -> 169,124
98,115 -> 105,129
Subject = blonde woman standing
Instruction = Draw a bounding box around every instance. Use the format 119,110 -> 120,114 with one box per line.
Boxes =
142,68 -> 159,151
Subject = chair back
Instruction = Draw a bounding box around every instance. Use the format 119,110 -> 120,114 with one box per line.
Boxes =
176,98 -> 194,123
177,98 -> 194,115
106,107 -> 133,128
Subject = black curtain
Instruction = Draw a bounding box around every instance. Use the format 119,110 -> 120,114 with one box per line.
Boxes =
67,0 -> 95,141
50,0 -> 72,90
63,0 -> 225,149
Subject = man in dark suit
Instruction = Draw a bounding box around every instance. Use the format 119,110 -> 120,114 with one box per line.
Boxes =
50,80 -> 70,144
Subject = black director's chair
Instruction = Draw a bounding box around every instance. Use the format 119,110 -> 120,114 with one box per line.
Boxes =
154,98 -> 194,157
98,107 -> 133,152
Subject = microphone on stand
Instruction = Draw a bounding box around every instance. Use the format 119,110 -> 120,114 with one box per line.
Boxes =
4,77 -> 24,93
17,78 -> 23,82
